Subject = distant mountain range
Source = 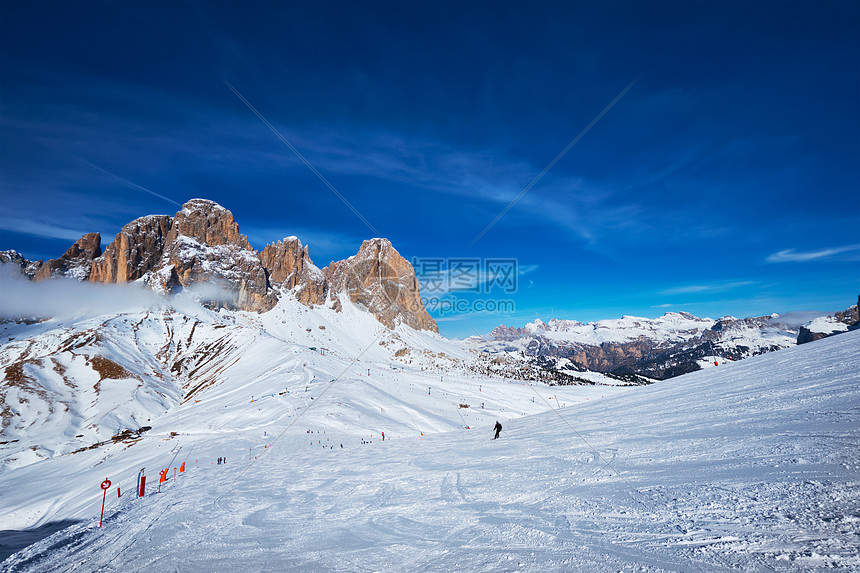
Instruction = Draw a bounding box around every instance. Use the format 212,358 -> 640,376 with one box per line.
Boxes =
470,304 -> 859,381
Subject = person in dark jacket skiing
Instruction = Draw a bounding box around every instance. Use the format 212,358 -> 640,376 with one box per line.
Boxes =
493,421 -> 502,439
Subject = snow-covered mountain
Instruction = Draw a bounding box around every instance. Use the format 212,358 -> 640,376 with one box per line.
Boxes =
0,291 -> 464,476
797,300 -> 860,344
474,307 -> 858,380
2,315 -> 857,571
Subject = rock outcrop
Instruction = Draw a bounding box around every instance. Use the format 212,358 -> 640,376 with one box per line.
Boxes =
260,237 -> 326,305
90,216 -> 173,283
156,200 -> 275,311
836,297 -> 860,326
797,326 -> 833,345
166,199 -> 249,249
797,299 -> 859,344
324,238 -> 437,332
1,234 -> 102,281
89,200 -> 275,311
0,250 -> 41,278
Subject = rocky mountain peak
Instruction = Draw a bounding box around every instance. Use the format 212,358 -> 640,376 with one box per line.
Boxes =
324,238 -> 438,332
0,234 -> 102,281
526,319 -> 549,333
68,232 -> 102,260
167,199 -> 251,249
260,237 -> 326,306
260,237 -> 308,285
0,250 -> 42,278
156,200 -> 273,311
483,310 -> 801,380
489,324 -> 527,339
90,216 -> 173,283
30,232 -> 102,281
0,250 -> 25,266
797,300 -> 859,344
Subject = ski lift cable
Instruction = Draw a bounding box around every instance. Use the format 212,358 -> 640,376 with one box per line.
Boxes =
470,79 -> 637,247
223,79 -> 381,238
453,403 -> 469,428
180,443 -> 196,469
709,336 -> 719,365
165,446 -> 182,474
212,329 -> 388,503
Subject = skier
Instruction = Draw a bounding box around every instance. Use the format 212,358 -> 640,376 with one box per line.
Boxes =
493,421 -> 502,440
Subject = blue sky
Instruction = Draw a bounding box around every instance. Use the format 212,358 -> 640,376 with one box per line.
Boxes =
1,1 -> 858,337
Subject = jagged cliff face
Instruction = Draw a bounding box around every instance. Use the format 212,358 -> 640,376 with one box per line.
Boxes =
2,199 -> 438,332
166,199 -> 249,248
88,200 -> 276,311
259,238 -> 326,306
1,233 -> 102,282
90,216 -> 173,283
157,200 -> 275,311
33,232 -> 102,281
324,238 -> 438,333
0,250 -> 41,279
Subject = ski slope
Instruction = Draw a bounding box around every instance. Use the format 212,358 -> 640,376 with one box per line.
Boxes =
2,324 -> 858,570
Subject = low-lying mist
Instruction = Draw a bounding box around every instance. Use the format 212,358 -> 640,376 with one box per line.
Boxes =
0,267 -> 237,321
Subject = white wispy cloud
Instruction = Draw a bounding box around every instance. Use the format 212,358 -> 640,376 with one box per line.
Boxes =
766,244 -> 860,263
0,266 -> 235,320
659,281 -> 755,296
0,218 -> 89,242
73,156 -> 182,207
415,260 -> 538,296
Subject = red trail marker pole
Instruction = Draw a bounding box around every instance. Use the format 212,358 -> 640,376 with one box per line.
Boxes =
139,476 -> 146,497
99,478 -> 111,527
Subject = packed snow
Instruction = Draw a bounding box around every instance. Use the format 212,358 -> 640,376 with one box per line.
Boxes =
1,296 -> 858,571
